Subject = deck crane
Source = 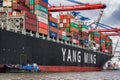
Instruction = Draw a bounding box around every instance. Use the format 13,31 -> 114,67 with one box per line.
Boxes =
94,9 -> 104,29
113,38 -> 120,54
70,12 -> 113,29
48,0 -> 106,12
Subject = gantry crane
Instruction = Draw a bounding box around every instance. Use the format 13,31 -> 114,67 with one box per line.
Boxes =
48,1 -> 106,12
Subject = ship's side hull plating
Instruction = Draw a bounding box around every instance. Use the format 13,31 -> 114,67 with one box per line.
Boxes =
0,29 -> 112,72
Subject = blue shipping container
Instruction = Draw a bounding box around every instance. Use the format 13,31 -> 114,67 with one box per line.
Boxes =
43,0 -> 48,3
73,36 -> 79,40
0,2 -> 3,7
49,31 -> 57,38
84,39 -> 89,44
49,21 -> 57,28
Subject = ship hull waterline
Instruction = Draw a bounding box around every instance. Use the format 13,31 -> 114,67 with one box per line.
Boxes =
0,29 -> 113,72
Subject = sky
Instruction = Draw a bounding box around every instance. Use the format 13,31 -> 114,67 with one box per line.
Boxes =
49,0 -> 120,52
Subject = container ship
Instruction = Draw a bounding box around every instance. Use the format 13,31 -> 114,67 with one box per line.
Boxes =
0,0 -> 113,72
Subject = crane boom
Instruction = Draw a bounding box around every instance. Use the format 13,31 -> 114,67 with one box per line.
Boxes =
48,3 -> 106,12
89,28 -> 120,32
105,33 -> 120,36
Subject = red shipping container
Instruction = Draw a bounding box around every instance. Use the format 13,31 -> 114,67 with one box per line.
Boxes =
66,32 -> 71,36
38,28 -> 48,35
29,5 -> 34,10
59,34 -> 62,39
38,22 -> 48,29
25,23 -> 37,32
94,37 -> 100,42
35,0 -> 48,8
12,3 -> 29,11
21,11 -> 36,19
58,30 -> 62,35
25,17 -> 37,26
25,0 -> 29,6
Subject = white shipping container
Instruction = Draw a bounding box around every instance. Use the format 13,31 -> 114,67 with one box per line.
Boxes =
59,23 -> 63,27
70,19 -> 80,24
3,1 -> 12,7
12,11 -> 18,16
73,39 -> 76,43
37,16 -> 48,24
3,1 -> 7,7
70,19 -> 74,23
0,8 -> 3,11
7,2 -> 12,7
6,0 -> 12,1
34,10 -> 39,15
62,31 -> 66,36
82,28 -> 88,33
63,19 -> 66,23
39,11 -> 48,19
35,10 -> 48,19
57,19 -> 60,23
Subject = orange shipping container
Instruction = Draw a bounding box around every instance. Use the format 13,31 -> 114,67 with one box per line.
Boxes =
70,27 -> 79,33
50,26 -> 58,33
60,14 -> 74,19
38,28 -> 48,35
49,16 -> 57,23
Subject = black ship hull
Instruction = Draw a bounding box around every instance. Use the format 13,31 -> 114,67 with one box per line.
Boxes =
0,29 -> 113,72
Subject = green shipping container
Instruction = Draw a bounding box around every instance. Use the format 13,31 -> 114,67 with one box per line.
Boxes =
62,35 -> 67,40
66,27 -> 70,31
106,41 -> 112,47
67,37 -> 70,41
101,40 -> 105,43
30,10 -> 34,14
94,32 -> 100,37
34,4 -> 48,13
70,22 -> 78,28
30,0 -> 34,5
78,27 -> 82,32
82,24 -> 88,29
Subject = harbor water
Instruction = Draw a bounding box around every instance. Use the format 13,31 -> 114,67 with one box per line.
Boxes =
0,70 -> 120,80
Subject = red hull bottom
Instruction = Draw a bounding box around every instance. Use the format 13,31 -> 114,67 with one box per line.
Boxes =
0,64 -> 4,72
39,66 -> 102,72
0,64 -> 102,72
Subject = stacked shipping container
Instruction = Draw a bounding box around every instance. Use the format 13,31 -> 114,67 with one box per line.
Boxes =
100,33 -> 106,52
58,14 -> 74,42
30,0 -> 48,35
106,36 -> 112,53
49,16 -> 58,38
81,24 -> 89,47
0,0 -> 113,53
68,22 -> 81,44
89,32 -> 100,50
